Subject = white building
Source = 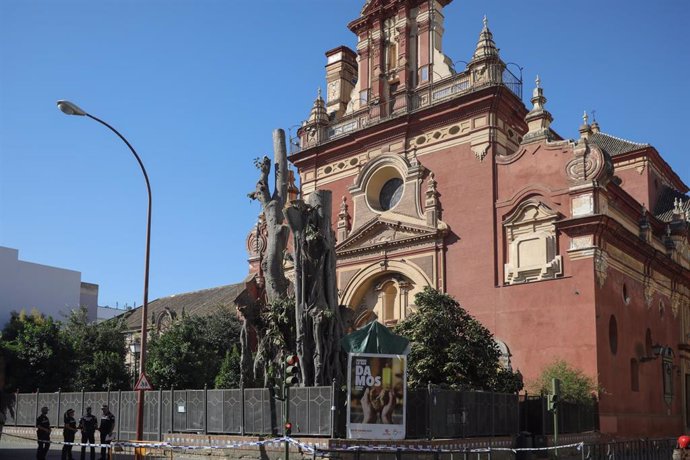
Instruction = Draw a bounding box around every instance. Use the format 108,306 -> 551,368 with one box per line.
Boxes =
0,246 -> 99,326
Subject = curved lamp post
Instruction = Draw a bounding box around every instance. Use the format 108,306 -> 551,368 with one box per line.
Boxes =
57,100 -> 151,446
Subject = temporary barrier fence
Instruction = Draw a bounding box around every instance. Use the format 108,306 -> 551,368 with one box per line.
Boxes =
7,385 -> 595,441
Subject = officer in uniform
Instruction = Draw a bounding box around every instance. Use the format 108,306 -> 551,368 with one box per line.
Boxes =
78,406 -> 98,460
98,405 -> 115,460
35,406 -> 51,460
62,408 -> 78,460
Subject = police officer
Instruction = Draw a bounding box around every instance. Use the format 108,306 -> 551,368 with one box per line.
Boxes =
62,408 -> 78,460
98,405 -> 115,460
35,406 -> 51,460
78,406 -> 97,460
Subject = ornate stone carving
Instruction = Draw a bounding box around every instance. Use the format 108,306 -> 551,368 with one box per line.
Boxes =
671,291 -> 684,319
473,144 -> 490,162
504,201 -> 563,284
595,250 -> 609,288
644,280 -> 654,309
425,172 -> 439,227
565,138 -> 612,186
337,196 -> 351,242
246,215 -> 267,256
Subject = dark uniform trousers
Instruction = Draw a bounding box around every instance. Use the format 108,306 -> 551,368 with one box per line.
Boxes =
80,431 -> 96,460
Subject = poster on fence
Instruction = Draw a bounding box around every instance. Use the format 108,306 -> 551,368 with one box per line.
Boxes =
346,353 -> 406,440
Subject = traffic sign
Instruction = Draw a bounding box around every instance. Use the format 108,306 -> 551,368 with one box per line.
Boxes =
134,373 -> 154,391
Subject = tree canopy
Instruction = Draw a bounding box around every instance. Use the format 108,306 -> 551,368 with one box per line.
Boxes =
62,307 -> 130,391
146,307 -> 242,389
1,310 -> 71,392
393,287 -> 523,393
1,305 -> 243,392
528,359 -> 599,404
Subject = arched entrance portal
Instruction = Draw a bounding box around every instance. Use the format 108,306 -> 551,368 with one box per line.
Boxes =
341,260 -> 433,330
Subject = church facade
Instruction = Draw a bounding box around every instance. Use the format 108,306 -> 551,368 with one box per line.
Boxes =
287,0 -> 690,437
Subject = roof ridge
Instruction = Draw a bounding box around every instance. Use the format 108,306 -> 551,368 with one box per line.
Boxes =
595,131 -> 649,147
157,283 -> 241,300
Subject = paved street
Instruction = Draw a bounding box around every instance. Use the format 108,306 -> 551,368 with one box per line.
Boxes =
0,435 -> 114,460
0,436 -> 68,459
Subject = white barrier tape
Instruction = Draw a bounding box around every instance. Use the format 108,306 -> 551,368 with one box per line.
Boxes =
316,441 -> 584,454
3,432 -> 113,449
2,431 -> 583,455
491,442 -> 584,453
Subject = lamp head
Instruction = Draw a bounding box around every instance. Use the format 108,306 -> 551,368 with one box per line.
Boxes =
57,100 -> 87,116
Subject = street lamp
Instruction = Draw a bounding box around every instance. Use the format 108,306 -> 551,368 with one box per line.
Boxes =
57,100 -> 152,445
129,340 -> 141,388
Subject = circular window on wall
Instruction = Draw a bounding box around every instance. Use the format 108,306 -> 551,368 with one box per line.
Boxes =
379,178 -> 403,210
609,315 -> 618,355
365,165 -> 404,212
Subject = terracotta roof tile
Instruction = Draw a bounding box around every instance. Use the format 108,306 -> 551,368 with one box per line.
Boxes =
589,132 -> 649,157
119,282 -> 245,330
654,186 -> 690,222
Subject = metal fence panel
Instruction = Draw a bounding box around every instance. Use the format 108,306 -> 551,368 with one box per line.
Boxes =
306,386 -> 331,435
58,392 -> 82,429
430,389 -> 463,438
289,387 -> 308,435
405,388 -> 428,438
144,390 -> 160,440
289,386 -> 331,436
243,388 -> 281,435
16,393 -> 37,426
223,389 -> 243,434
186,390 -> 205,432
492,392 -> 518,436
118,391 -> 137,440
172,391 -> 187,432
160,390 -> 172,435
37,392 -> 59,428
206,389 -> 223,433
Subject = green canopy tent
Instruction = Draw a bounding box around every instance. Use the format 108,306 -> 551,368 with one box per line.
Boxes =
340,321 -> 410,355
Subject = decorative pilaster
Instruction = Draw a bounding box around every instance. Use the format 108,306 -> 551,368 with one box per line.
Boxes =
337,196 -> 351,242
425,172 -> 439,227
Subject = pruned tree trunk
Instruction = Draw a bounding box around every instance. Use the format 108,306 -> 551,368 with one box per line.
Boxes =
286,190 -> 344,386
248,130 -> 289,304
244,129 -> 291,386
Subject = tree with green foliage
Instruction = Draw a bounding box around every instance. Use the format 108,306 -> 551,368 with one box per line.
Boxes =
394,287 -> 523,392
214,346 -> 242,389
1,310 -> 72,392
146,307 -> 241,389
528,359 -> 599,404
62,307 -> 130,391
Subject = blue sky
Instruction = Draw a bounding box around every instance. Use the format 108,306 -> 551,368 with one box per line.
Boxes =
1,1 -> 688,309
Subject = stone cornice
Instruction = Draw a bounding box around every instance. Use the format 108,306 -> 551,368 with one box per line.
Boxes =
289,86 -> 526,171
336,216 -> 446,258
558,214 -> 690,285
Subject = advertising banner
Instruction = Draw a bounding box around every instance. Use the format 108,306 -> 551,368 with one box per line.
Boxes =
346,353 -> 406,440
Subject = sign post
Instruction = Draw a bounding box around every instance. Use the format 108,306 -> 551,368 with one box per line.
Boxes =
134,373 -> 154,392
346,353 -> 406,440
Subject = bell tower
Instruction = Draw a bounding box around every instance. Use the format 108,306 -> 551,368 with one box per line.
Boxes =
338,0 -> 454,117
